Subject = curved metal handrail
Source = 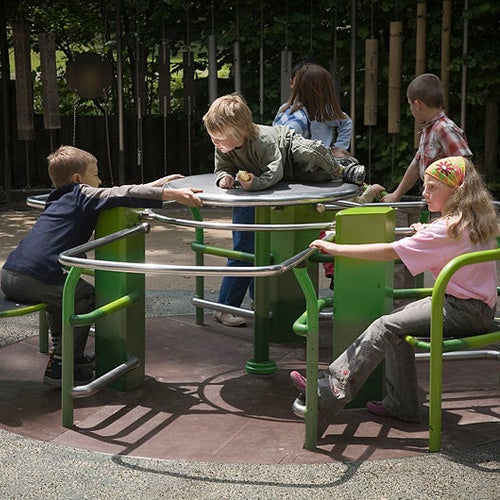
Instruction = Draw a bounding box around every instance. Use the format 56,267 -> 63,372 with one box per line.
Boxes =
59,222 -> 321,278
142,208 -> 335,232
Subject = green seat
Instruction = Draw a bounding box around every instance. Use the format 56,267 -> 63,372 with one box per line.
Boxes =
0,294 -> 49,354
405,247 -> 500,452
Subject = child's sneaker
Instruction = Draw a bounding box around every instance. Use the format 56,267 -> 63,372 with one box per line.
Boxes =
290,370 -> 307,393
43,354 -> 95,388
74,352 -> 95,368
213,310 -> 246,327
342,164 -> 365,186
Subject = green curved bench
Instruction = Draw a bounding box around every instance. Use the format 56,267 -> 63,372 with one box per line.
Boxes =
405,247 -> 500,452
0,295 -> 49,354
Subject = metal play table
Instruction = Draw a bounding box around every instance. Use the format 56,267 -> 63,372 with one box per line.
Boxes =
168,173 -> 361,375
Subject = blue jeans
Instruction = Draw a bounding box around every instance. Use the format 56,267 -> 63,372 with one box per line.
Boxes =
217,206 -> 255,308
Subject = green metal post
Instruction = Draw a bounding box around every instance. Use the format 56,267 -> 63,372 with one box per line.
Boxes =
61,267 -> 81,428
333,206 -> 395,406
246,204 -> 332,375
94,207 -> 145,390
292,266 -> 320,450
246,206 -> 275,375
38,308 -> 49,354
190,207 -> 206,326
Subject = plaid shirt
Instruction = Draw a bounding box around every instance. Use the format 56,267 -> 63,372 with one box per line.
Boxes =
411,112 -> 472,179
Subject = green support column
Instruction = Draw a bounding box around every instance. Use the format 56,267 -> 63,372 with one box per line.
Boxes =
246,206 -> 275,375
94,207 -> 146,390
333,206 -> 395,406
268,205 -> 324,342
246,204 -> 332,375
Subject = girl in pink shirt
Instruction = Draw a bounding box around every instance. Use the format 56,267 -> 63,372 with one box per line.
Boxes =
290,156 -> 498,430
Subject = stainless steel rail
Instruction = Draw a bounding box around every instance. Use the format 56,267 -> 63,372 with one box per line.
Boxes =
142,208 -> 335,232
58,222 -> 320,278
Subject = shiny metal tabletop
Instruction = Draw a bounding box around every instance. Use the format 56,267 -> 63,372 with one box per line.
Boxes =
166,173 -> 360,207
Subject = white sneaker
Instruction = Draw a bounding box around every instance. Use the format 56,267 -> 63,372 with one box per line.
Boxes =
213,311 -> 246,327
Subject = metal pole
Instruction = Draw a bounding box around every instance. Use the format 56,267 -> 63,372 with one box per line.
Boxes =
115,0 -> 126,184
208,34 -> 218,104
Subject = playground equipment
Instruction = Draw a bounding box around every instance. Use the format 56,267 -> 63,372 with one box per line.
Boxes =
25,189 -> 499,451
166,173 -> 362,375
0,296 -> 48,354
404,248 -> 500,452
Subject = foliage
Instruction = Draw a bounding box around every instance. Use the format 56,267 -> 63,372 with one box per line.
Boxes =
3,0 -> 500,187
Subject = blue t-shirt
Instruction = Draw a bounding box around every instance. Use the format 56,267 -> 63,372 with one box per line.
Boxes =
273,106 -> 353,149
3,183 -> 163,285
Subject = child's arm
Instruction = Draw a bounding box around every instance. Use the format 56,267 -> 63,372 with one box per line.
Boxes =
333,114 -> 353,150
381,164 -> 420,202
162,187 -> 203,207
310,240 -> 398,261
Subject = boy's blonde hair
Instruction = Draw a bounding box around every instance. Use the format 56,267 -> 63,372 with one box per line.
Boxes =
203,93 -> 259,143
407,73 -> 444,109
443,158 -> 499,243
47,145 -> 97,188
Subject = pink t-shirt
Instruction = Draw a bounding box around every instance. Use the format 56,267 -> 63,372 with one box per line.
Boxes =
393,219 -> 497,308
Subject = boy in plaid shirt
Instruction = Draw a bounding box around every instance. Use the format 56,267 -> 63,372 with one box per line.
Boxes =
382,74 -> 472,203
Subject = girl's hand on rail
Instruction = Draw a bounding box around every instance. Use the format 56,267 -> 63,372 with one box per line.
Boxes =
309,239 -> 336,255
146,174 -> 185,187
163,187 -> 203,207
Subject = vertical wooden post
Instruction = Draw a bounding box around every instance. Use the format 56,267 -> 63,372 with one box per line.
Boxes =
441,0 -> 452,113
388,22 -> 403,134
364,38 -> 378,126
13,21 -> 34,140
39,32 -> 61,130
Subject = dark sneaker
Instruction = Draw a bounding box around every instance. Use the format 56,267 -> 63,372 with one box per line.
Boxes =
43,355 -> 95,388
343,164 -> 365,186
75,352 -> 95,368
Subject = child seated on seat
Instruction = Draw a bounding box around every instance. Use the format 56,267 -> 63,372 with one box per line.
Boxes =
1,145 -> 202,387
290,156 -> 498,431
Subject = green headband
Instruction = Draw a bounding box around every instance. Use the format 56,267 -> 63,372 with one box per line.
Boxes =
425,156 -> 466,188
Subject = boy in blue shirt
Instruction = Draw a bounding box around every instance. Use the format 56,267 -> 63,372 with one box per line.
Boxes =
1,145 -> 202,387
